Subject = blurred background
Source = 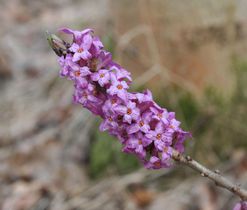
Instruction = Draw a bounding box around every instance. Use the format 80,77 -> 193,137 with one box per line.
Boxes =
0,0 -> 246,209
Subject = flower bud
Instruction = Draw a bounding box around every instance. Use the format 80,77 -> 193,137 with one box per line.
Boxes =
46,31 -> 69,56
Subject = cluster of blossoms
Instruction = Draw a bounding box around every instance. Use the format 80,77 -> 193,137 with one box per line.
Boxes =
55,28 -> 191,169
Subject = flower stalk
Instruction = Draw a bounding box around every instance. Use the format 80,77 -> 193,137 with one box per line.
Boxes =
47,28 -> 247,205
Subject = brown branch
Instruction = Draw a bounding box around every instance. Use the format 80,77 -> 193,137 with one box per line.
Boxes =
172,149 -> 247,201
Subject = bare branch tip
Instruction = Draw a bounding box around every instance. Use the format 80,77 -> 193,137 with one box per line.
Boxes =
214,169 -> 220,174
185,155 -> 192,161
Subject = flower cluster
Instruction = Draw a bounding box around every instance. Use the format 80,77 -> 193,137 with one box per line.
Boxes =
55,28 -> 191,169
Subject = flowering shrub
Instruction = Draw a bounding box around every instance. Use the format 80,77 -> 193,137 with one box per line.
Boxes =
54,28 -> 191,169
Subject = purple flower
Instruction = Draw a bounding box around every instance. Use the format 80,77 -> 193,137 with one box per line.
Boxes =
112,66 -> 132,82
150,106 -> 169,125
134,90 -> 153,103
233,201 -> 247,210
128,112 -> 150,134
93,36 -> 104,48
115,101 -> 140,124
90,36 -> 104,55
58,54 -> 73,77
172,130 -> 191,153
70,64 -> 91,79
123,132 -> 152,159
74,77 -> 88,89
91,69 -> 110,87
145,156 -> 163,169
146,122 -> 172,150
69,33 -> 93,62
168,118 -> 180,130
74,84 -> 100,106
102,96 -> 122,114
108,63 -> 131,82
89,51 -> 112,72
107,74 -> 129,100
66,63 -> 91,87
59,27 -> 93,43
128,91 -> 154,112
99,116 -> 118,132
161,146 -> 173,163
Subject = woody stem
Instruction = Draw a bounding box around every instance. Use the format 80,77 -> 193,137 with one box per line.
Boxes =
172,149 -> 247,201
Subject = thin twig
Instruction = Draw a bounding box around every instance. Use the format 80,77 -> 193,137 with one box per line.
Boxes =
172,149 -> 247,201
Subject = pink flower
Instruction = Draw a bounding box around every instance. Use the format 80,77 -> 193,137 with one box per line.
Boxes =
134,90 -> 153,103
89,51 -> 112,71
110,65 -> 132,82
146,122 -> 172,150
233,201 -> 247,210
102,96 -> 123,114
74,77 -> 88,89
145,156 -> 163,169
150,106 -> 169,125
123,132 -> 152,159
59,28 -> 93,43
69,33 -> 93,62
99,116 -> 118,132
173,130 -> 191,153
90,36 -> 104,55
128,113 -> 150,134
168,118 -> 180,130
107,74 -> 129,100
115,101 -> 140,124
91,69 -> 110,87
74,84 -> 100,106
161,146 -> 173,163
58,54 -> 73,77
69,64 -> 91,82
